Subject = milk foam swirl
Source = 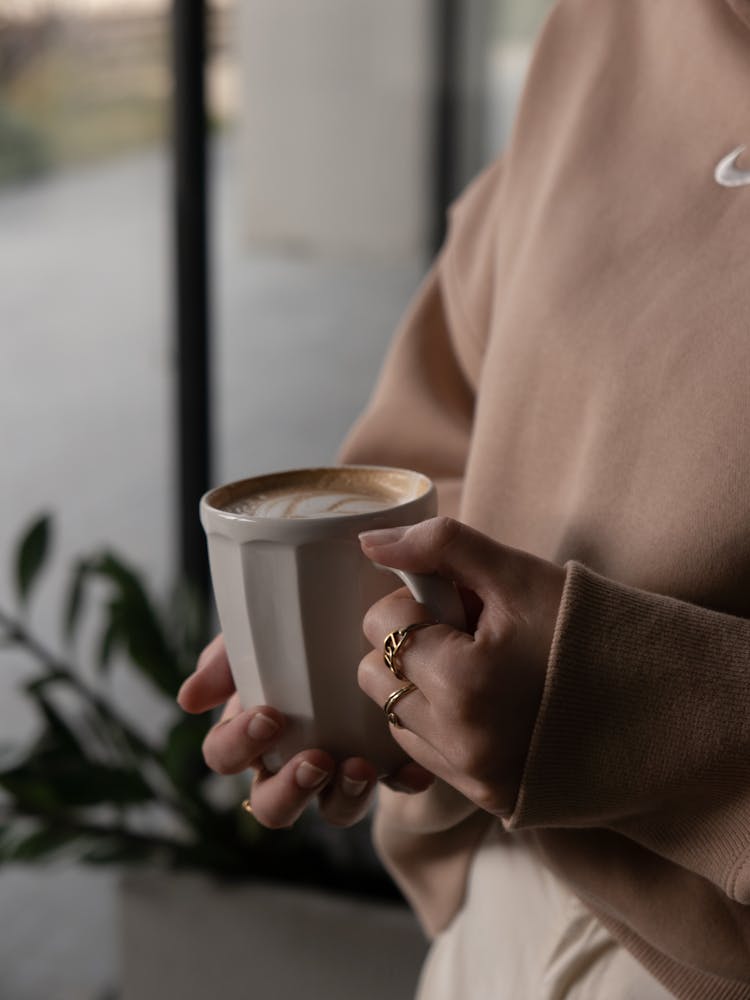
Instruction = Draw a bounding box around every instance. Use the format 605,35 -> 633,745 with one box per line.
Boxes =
225,486 -> 393,519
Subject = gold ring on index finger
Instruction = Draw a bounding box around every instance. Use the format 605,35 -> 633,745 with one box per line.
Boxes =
383,621 -> 437,680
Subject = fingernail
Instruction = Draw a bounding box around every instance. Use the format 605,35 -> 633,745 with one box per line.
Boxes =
359,525 -> 409,546
247,713 -> 279,741
341,776 -> 368,798
295,761 -> 330,790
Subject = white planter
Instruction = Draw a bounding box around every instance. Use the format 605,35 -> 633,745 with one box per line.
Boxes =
120,871 -> 428,1000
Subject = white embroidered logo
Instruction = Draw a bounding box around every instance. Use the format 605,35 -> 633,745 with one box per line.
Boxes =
714,145 -> 750,188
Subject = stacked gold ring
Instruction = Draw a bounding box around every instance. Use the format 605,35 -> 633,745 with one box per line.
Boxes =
383,682 -> 418,728
383,621 -> 436,680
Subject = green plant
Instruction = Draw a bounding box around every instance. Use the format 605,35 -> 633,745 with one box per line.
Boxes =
0,515 -> 396,899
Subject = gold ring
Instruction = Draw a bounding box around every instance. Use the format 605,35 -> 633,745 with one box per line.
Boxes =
383,621 -> 436,680
240,798 -> 254,815
383,682 -> 418,728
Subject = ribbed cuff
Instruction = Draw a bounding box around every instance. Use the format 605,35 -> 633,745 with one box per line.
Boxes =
506,561 -> 750,901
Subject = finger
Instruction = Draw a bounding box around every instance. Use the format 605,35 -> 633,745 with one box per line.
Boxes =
358,646 -> 456,788
202,706 -> 285,775
178,634 -> 236,713
250,751 -> 335,829
362,588 -> 436,648
363,596 -> 474,697
318,758 -> 378,827
358,649 -> 431,734
217,691 -> 241,724
360,516 -> 503,596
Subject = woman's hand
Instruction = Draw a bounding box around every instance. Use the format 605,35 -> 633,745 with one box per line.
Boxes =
177,635 -> 433,829
358,517 -> 565,818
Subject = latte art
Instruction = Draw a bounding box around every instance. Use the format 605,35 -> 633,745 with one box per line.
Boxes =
225,486 -> 393,519
207,466 -> 431,523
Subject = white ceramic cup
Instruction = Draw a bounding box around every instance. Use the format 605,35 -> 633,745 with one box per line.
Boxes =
200,465 -> 464,775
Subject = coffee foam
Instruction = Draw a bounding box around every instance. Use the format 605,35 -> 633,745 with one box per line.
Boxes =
225,486 -> 392,518
209,467 -> 429,520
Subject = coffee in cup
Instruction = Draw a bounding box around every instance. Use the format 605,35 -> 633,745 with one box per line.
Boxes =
214,466 -> 420,519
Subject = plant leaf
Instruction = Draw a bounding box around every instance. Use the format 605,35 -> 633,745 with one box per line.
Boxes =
0,759 -> 154,808
88,552 -> 182,696
2,687 -> 154,809
24,682 -> 89,758
97,614 -> 119,672
15,514 -> 52,606
63,558 -> 89,641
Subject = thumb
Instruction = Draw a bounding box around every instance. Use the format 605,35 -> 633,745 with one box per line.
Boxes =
359,516 -> 503,594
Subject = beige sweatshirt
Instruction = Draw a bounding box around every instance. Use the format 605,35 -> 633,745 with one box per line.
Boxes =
340,0 -> 750,996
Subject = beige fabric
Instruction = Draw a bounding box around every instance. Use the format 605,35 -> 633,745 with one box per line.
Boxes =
340,0 -> 750,996
417,827 -> 673,1000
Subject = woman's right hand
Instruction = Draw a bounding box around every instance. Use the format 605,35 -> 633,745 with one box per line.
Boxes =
177,634 -> 434,829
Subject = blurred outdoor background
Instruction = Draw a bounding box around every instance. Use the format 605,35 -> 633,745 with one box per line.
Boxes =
0,1 -> 553,997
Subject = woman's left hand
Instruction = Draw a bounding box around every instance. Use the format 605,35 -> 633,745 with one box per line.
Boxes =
358,517 -> 566,818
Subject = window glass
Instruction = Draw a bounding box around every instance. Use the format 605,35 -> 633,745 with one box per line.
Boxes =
1,4 -> 173,996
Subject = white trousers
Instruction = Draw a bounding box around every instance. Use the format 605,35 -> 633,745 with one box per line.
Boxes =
416,825 -> 673,1000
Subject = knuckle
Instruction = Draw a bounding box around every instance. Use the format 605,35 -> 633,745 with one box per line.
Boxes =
362,591 -> 408,642
427,515 -> 462,552
202,742 -> 225,774
202,730 -> 238,776
362,602 -> 381,641
357,651 -> 380,693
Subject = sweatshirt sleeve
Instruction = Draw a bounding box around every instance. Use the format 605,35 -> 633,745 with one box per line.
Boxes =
506,561 -> 750,972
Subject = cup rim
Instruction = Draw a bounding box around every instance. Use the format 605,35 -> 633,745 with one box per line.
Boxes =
200,464 -> 435,527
